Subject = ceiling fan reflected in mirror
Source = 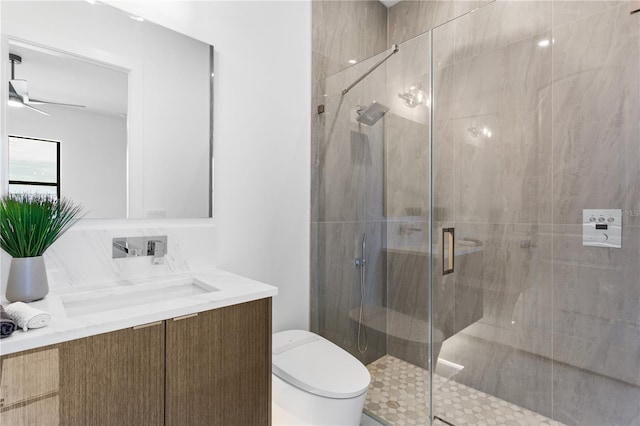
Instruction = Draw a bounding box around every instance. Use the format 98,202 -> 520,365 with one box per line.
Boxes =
8,53 -> 86,116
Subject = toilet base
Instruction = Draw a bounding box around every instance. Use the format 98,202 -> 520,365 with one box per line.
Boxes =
272,374 -> 367,426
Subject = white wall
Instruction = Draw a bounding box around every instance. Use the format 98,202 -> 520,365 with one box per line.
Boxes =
8,107 -> 127,218
108,1 -> 312,332
0,1 -> 310,332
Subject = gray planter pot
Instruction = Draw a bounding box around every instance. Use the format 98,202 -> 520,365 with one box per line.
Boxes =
6,256 -> 49,302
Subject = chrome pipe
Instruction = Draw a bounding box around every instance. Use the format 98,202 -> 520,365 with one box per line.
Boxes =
342,45 -> 399,95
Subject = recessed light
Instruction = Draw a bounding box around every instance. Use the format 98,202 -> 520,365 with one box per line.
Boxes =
538,39 -> 550,47
348,59 -> 357,64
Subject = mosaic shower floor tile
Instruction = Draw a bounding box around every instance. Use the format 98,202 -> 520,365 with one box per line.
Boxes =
364,355 -> 566,426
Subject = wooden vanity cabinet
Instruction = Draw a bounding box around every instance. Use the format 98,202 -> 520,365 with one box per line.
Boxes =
166,298 -> 272,426
0,298 -> 272,426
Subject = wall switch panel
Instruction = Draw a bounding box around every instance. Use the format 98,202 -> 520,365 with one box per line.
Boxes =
583,209 -> 622,248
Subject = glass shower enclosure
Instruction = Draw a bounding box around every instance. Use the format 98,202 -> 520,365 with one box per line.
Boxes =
312,1 -> 639,425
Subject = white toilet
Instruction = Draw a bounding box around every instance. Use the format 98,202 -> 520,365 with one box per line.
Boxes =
272,330 -> 371,425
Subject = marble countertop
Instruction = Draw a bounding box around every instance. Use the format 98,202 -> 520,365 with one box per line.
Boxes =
0,268 -> 277,356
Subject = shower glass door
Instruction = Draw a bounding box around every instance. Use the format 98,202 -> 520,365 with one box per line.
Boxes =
312,29 -> 434,425
429,2 -> 556,423
429,1 -> 639,425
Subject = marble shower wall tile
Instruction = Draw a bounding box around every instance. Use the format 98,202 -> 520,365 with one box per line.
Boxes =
432,17 -> 456,69
552,0 -> 622,27
310,222 -> 319,333
552,224 -> 640,387
364,0 -> 389,58
386,32 -> 431,90
385,30 -> 431,128
388,0 -> 451,45
432,64 -> 456,223
316,86 -> 366,222
312,0 -> 388,80
382,31 -> 431,220
311,65 -> 323,224
384,114 -> 430,218
387,0 -> 492,46
315,50 -> 390,223
452,31 -> 553,224
553,360 -> 640,426
454,0 -> 551,63
365,221 -> 387,309
314,220 -> 364,342
364,123 -> 386,222
312,0 -> 388,222
551,2 -> 640,226
363,51 -> 390,222
314,221 -> 386,365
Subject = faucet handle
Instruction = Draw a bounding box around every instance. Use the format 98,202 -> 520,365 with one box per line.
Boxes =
147,239 -> 166,257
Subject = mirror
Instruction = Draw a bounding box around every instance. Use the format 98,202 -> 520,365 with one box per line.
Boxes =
1,1 -> 213,219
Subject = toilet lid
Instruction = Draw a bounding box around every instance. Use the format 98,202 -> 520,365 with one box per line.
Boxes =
272,330 -> 371,399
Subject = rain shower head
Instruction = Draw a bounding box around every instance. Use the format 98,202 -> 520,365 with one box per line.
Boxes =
356,101 -> 389,126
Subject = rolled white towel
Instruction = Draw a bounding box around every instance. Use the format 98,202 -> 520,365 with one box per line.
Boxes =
5,302 -> 51,331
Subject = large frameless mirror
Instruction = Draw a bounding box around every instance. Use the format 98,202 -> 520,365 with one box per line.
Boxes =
1,1 -> 213,219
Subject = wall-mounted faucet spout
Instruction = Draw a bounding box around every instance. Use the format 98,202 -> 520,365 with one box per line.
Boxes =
113,236 -> 168,261
113,240 -> 143,257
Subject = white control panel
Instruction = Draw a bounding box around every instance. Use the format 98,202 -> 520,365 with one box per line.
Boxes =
583,209 -> 622,248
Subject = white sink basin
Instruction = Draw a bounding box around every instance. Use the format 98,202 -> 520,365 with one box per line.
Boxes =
60,277 -> 219,317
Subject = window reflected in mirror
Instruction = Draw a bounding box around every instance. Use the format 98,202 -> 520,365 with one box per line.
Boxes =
8,136 -> 60,199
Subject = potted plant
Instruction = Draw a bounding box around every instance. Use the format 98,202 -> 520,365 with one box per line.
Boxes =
0,194 -> 83,302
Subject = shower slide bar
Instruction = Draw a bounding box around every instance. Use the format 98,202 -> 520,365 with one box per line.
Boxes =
354,233 -> 368,353
342,44 -> 399,95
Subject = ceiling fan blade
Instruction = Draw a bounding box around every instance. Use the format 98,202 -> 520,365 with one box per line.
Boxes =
9,79 -> 29,101
22,102 -> 52,116
28,98 -> 86,108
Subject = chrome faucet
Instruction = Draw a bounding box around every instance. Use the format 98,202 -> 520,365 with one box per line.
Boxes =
147,239 -> 166,265
147,239 -> 166,257
113,236 -> 168,261
113,239 -> 143,257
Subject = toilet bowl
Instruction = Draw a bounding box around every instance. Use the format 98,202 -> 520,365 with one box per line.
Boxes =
272,330 -> 371,426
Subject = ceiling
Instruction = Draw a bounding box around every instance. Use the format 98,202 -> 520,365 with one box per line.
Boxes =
8,42 -> 128,116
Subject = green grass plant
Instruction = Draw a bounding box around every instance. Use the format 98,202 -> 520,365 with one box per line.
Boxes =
0,194 -> 84,258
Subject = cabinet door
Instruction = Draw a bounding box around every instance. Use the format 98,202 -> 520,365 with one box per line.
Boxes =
78,321 -> 165,426
0,321 -> 165,426
0,346 -> 62,425
165,298 -> 272,426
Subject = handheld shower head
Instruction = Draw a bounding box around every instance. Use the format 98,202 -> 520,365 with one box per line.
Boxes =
356,101 -> 389,126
